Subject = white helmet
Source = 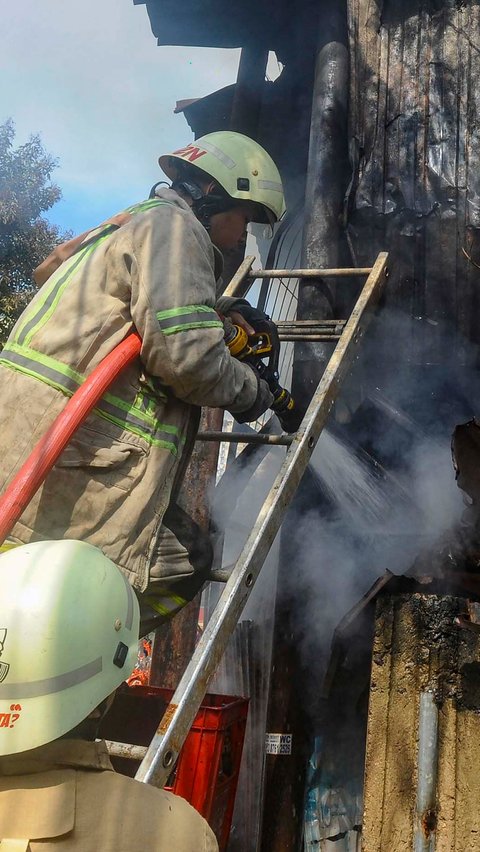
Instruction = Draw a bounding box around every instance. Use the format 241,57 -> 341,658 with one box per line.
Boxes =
0,540 -> 139,755
159,131 -> 286,225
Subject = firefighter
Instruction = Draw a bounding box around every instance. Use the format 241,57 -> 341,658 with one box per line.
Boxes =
0,539 -> 219,851
0,132 -> 285,633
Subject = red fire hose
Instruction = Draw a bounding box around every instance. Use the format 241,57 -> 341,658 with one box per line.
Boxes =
0,332 -> 142,546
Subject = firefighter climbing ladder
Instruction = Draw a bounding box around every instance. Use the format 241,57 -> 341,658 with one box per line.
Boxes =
132,251 -> 389,787
0,250 -> 388,788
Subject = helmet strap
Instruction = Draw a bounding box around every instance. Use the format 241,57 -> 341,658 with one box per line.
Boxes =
191,194 -> 236,231
171,170 -> 235,232
171,178 -> 204,203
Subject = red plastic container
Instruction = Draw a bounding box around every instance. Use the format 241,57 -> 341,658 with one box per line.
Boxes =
100,685 -> 249,850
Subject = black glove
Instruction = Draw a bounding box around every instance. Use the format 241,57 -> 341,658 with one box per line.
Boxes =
228,300 -> 270,328
273,404 -> 306,433
234,368 -> 274,424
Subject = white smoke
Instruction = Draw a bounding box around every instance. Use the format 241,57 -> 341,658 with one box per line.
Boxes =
207,306 -> 477,849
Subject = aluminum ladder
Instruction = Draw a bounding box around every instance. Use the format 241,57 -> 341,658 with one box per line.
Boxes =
106,252 -> 389,786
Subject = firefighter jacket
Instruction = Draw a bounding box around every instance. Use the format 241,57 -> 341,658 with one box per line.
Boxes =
0,738 -> 219,851
0,190 -> 261,594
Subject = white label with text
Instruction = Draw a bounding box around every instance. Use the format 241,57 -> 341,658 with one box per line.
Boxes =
265,733 -> 292,755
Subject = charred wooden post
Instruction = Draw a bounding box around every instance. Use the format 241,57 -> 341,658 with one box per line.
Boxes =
292,0 -> 351,402
230,44 -> 268,137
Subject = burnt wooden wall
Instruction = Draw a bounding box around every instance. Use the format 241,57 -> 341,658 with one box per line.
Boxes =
347,0 -> 480,367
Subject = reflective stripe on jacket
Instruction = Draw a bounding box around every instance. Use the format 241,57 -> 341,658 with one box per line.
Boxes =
0,189 -> 258,591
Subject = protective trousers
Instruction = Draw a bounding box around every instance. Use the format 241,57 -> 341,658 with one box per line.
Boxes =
139,502 -> 213,636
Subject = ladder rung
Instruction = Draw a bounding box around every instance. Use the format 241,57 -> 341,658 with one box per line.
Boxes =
105,740 -> 147,761
208,567 -> 232,583
246,267 -> 372,279
277,320 -> 345,342
196,431 -> 293,446
279,335 -> 341,342
277,320 -> 347,327
278,320 -> 345,334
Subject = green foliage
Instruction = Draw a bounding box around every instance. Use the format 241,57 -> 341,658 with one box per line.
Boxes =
0,120 -> 68,344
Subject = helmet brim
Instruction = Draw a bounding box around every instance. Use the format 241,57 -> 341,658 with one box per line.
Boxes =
158,154 -> 178,182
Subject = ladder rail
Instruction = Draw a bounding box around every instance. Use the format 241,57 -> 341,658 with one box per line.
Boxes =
135,251 -> 388,787
222,256 -> 256,298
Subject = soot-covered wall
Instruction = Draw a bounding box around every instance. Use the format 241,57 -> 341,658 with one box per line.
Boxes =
347,0 -> 480,367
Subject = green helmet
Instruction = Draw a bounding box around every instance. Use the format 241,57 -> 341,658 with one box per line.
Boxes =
159,131 -> 286,225
0,540 -> 139,756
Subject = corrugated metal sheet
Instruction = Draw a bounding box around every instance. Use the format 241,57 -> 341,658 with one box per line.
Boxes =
347,0 -> 480,365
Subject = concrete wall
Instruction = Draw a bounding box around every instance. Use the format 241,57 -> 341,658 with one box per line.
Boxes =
363,592 -> 480,851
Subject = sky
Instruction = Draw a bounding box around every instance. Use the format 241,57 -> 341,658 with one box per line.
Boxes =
1,0 -> 243,234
